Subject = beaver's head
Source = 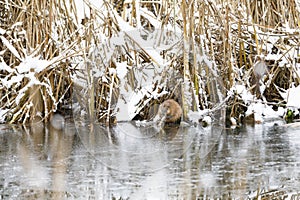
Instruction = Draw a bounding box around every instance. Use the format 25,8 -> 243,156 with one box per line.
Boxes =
160,101 -> 171,115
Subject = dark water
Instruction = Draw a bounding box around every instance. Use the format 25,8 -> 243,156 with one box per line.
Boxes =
1,118 -> 300,199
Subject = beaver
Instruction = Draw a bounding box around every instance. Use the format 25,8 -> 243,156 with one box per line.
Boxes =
135,99 -> 182,128
157,99 -> 182,124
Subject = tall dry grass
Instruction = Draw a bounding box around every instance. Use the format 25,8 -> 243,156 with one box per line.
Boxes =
0,0 -> 81,123
1,0 -> 300,124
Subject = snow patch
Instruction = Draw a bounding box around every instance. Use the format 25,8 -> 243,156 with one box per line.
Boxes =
16,56 -> 51,74
0,28 -> 5,35
0,109 -> 9,123
116,62 -> 128,79
2,73 -> 23,88
229,84 -> 254,103
246,102 -> 284,123
203,115 -> 212,125
188,109 -> 211,124
280,85 -> 300,108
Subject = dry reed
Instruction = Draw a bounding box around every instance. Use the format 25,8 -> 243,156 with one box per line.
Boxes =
1,0 -> 300,124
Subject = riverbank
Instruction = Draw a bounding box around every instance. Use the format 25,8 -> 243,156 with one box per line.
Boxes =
0,0 -> 300,125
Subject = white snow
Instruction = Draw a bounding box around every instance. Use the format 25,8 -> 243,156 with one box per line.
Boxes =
73,0 -> 87,22
108,67 -> 116,75
280,85 -> 300,108
0,36 -> 21,60
188,109 -> 211,123
116,61 -> 128,79
230,84 -> 286,123
115,100 -> 130,121
15,72 -> 47,105
0,61 -> 13,73
16,56 -> 51,74
229,84 -> 254,103
1,56 -> 54,106
0,109 -> 9,123
188,111 -> 201,123
230,117 -> 237,126
0,28 -> 5,35
245,102 -> 285,123
265,53 -> 279,61
203,115 -> 212,125
112,9 -> 135,32
110,32 -> 126,46
2,73 -> 23,88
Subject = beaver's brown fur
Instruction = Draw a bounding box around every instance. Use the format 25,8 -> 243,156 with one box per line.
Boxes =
158,99 -> 182,123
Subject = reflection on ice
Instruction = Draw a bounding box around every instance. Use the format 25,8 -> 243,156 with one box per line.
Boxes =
76,122 -> 200,173
17,144 -> 50,188
1,119 -> 300,199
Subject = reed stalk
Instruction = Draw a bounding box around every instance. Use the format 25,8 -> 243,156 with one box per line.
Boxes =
1,0 -> 299,124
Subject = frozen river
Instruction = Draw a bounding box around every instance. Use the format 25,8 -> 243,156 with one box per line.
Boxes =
1,118 -> 300,199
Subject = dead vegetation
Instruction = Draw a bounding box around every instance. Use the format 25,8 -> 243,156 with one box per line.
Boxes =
0,0 -> 300,124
